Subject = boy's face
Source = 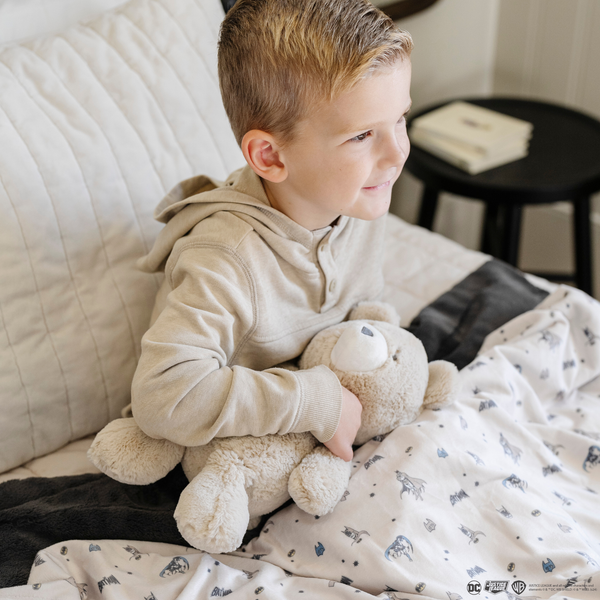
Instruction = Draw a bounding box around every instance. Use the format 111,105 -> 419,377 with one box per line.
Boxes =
264,59 -> 412,231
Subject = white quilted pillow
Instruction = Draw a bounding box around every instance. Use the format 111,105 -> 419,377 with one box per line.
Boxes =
0,0 -> 245,473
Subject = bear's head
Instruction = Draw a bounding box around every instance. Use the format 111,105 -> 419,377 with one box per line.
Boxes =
299,302 -> 459,445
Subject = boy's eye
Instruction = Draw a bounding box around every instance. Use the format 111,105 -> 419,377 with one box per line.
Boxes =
350,131 -> 371,143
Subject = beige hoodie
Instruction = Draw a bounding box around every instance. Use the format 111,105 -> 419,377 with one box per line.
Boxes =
131,165 -> 386,446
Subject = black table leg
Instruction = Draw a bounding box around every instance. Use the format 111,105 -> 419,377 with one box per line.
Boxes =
481,203 -> 499,256
573,195 -> 593,296
418,186 -> 439,231
502,204 -> 523,266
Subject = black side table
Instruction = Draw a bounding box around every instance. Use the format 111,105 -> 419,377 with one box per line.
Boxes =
405,98 -> 600,297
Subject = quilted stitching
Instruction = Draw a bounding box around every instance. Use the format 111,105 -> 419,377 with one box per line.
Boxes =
6,49 -> 137,398
0,275 -> 37,460
37,37 -> 157,257
0,0 -> 244,473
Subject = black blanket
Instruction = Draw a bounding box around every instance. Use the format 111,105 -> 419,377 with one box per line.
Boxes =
0,259 -> 548,588
407,258 -> 548,369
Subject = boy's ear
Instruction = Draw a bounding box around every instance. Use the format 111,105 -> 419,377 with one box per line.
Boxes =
241,130 -> 288,183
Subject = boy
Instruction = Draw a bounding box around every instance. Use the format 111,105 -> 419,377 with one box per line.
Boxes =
131,0 -> 413,462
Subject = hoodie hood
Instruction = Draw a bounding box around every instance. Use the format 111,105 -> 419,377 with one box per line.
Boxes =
138,166 -> 343,273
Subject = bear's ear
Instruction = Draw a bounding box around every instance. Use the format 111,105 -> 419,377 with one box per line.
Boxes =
349,302 -> 400,326
423,361 -> 460,409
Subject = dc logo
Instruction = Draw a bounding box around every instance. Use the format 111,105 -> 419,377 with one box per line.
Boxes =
467,581 -> 482,595
512,581 -> 526,595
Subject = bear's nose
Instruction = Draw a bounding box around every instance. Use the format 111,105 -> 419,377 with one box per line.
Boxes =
330,322 -> 388,372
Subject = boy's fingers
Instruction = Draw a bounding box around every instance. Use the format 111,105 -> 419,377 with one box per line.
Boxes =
338,446 -> 353,462
324,438 -> 353,462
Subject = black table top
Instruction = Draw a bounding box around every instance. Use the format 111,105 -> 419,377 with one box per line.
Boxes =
405,97 -> 600,204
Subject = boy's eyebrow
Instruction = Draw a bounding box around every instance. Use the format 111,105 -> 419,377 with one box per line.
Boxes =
340,102 -> 413,136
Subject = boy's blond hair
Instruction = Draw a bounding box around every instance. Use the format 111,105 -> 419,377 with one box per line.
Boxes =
218,0 -> 413,146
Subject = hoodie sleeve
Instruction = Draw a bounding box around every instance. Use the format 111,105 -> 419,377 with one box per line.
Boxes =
131,243 -> 343,447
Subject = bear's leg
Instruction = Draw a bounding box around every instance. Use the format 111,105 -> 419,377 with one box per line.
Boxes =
174,449 -> 250,554
88,418 -> 184,485
288,446 -> 352,515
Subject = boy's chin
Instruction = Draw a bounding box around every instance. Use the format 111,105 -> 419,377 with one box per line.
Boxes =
354,202 -> 391,222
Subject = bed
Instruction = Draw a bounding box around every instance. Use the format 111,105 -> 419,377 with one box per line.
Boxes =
1,0 -> 599,598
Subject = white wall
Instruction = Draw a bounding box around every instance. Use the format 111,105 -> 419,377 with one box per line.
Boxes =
493,0 -> 600,297
390,0 -> 501,250
494,0 -> 600,117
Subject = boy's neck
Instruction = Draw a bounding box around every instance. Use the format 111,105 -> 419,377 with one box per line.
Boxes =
261,178 -> 341,231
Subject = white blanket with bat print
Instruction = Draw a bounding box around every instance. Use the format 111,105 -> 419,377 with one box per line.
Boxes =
5,284 -> 600,600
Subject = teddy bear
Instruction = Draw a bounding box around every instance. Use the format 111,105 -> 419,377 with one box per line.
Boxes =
88,301 -> 459,554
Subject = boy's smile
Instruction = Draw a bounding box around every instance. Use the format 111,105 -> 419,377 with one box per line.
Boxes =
259,59 -> 412,231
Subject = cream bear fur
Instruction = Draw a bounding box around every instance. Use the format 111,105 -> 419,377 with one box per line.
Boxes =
88,302 -> 460,554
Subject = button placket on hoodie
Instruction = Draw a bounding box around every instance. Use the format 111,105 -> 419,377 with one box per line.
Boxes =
317,228 -> 342,313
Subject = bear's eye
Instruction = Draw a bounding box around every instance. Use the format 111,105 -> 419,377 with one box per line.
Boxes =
392,354 -> 398,361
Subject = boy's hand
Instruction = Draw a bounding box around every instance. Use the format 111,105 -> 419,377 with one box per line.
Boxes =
324,386 -> 362,462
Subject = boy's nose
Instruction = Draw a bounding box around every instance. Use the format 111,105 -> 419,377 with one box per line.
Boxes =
379,132 -> 408,170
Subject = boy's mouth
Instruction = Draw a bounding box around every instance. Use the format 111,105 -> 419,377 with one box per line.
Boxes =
363,180 -> 391,191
